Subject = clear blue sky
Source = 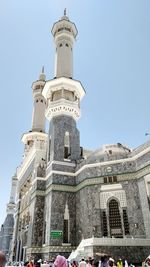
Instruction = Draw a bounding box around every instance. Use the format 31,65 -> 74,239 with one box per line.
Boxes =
0,0 -> 150,226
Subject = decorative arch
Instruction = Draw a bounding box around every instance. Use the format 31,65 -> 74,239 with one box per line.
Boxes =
100,187 -> 130,237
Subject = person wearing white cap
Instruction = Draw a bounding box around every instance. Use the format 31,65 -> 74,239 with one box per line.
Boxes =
108,258 -> 115,267
144,256 -> 150,267
36,259 -> 42,267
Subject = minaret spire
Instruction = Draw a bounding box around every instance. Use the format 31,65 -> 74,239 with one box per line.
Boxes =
39,66 -> 46,81
31,68 -> 46,132
52,12 -> 77,78
64,8 -> 67,16
6,174 -> 17,215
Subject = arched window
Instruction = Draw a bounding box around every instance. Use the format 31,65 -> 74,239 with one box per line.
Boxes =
64,132 -> 71,159
63,203 -> 70,243
109,199 -> 123,238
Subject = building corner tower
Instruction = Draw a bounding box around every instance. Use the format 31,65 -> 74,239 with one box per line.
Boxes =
11,70 -> 48,262
41,11 -> 85,257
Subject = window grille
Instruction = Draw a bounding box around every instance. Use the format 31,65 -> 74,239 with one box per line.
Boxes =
123,209 -> 130,235
104,177 -> 107,183
108,176 -> 112,183
102,211 -> 108,236
109,199 -> 123,238
103,176 -> 117,183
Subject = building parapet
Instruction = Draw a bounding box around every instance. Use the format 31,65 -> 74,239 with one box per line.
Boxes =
131,140 -> 150,156
81,237 -> 150,247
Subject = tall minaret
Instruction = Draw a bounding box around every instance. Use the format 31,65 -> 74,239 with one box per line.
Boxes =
43,11 -> 85,162
6,174 -> 17,213
53,9 -> 77,78
21,69 -> 47,159
0,174 -> 17,255
31,67 -> 46,132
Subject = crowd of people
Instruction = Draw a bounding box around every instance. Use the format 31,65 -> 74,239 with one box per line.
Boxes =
0,252 -> 150,267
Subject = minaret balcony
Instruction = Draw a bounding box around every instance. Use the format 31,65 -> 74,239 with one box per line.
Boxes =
52,17 -> 78,40
45,98 -> 80,121
22,132 -> 47,145
43,77 -> 85,102
6,203 -> 16,214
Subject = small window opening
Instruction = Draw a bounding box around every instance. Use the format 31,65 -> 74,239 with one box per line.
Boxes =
113,176 -> 117,182
104,177 -> 107,183
64,132 -> 71,159
108,176 -> 112,183
63,203 -> 70,243
63,219 -> 69,243
80,147 -> 83,158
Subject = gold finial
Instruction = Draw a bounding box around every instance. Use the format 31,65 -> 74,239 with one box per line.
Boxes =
64,8 -> 67,16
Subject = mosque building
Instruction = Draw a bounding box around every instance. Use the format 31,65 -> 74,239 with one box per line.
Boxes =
1,11 -> 150,263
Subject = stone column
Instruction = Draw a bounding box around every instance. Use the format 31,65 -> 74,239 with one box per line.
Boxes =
138,178 -> 150,238
16,239 -> 20,261
19,239 -> 23,262
31,196 -> 45,247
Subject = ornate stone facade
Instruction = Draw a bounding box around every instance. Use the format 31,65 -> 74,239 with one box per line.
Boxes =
1,13 -> 150,263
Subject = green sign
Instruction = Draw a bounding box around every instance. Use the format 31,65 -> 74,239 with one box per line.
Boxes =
50,230 -> 63,238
